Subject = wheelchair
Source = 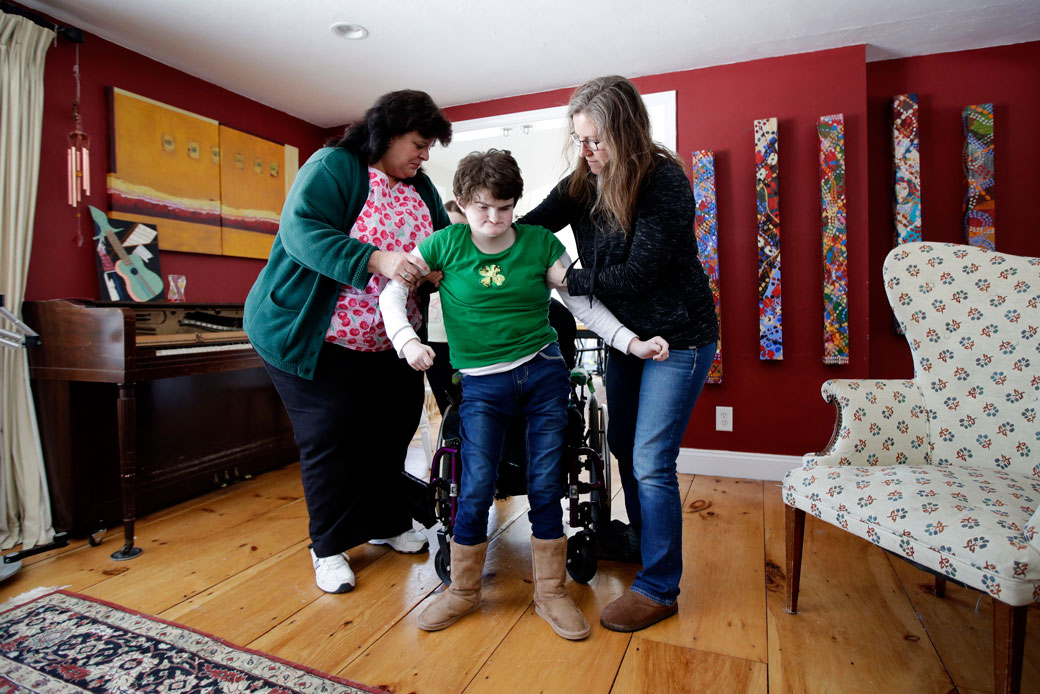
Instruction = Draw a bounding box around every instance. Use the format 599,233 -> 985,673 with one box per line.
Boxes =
427,367 -> 610,586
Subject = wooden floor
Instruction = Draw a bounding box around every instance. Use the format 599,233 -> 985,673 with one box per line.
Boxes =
3,438 -> 1039,693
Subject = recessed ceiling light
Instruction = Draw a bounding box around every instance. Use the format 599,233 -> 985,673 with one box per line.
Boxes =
330,22 -> 368,40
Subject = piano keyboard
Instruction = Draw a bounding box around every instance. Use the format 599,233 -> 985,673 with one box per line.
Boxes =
155,341 -> 253,357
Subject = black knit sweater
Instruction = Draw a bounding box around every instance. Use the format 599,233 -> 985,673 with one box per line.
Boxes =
520,159 -> 718,349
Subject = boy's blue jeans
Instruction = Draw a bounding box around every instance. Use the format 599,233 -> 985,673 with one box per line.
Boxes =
453,343 -> 570,546
605,342 -> 716,605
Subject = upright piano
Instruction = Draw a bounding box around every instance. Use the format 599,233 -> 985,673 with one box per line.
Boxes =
23,300 -> 298,559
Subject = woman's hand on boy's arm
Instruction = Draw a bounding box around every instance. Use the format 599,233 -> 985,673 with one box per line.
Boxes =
402,339 -> 436,371
628,336 -> 670,361
369,249 -> 430,289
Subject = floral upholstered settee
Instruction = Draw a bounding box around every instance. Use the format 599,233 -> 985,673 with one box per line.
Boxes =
782,241 -> 1039,693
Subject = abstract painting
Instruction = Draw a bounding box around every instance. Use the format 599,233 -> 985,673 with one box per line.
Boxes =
754,117 -> 782,360
691,149 -> 722,383
962,103 -> 995,250
107,88 -> 222,255
107,88 -> 297,259
818,114 -> 849,365
892,94 -> 922,246
219,125 -> 299,259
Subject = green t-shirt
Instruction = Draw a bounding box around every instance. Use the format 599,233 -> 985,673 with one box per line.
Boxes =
418,223 -> 565,369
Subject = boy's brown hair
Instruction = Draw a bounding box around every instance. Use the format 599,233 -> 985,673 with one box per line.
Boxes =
452,149 -> 523,205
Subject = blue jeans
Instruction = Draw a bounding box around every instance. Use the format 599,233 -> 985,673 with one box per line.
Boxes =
605,342 -> 716,604
453,344 -> 570,546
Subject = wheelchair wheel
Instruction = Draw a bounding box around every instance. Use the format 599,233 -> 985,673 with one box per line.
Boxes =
566,532 -> 598,584
435,546 -> 451,586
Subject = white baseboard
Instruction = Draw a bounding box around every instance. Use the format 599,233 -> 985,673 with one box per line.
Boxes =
676,448 -> 800,481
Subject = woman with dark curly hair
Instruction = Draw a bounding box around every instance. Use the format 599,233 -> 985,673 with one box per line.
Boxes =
244,89 -> 452,593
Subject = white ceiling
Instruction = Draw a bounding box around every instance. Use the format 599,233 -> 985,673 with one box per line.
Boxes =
14,0 -> 1040,128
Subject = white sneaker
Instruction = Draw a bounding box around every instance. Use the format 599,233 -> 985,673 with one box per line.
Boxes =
369,529 -> 429,554
311,549 -> 355,593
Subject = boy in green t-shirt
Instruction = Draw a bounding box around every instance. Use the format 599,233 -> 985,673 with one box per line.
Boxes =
380,149 -> 667,640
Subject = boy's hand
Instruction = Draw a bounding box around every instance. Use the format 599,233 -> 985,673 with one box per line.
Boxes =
402,339 -> 436,371
423,270 -> 444,288
628,336 -> 670,361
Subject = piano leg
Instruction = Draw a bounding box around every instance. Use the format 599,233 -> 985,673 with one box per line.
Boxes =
112,382 -> 142,560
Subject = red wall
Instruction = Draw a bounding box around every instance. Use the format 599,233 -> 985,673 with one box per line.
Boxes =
446,46 -> 873,455
866,42 -> 1040,380
24,24 -> 328,303
21,16 -> 1040,456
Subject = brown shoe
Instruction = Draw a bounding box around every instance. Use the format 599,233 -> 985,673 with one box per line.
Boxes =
599,589 -> 677,632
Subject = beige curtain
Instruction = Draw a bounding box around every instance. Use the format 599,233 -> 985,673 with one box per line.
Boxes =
0,12 -> 55,550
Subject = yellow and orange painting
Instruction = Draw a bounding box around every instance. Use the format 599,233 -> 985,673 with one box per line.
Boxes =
107,88 -> 298,259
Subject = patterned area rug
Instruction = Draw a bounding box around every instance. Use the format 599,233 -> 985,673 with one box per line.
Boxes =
0,590 -> 385,693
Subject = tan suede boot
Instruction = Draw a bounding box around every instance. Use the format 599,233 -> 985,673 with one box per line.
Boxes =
531,536 -> 591,640
417,539 -> 488,631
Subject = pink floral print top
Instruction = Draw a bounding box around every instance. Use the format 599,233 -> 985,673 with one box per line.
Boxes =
325,168 -> 433,351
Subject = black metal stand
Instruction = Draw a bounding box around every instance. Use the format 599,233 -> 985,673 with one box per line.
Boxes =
2,532 -> 71,565
0,296 -> 68,580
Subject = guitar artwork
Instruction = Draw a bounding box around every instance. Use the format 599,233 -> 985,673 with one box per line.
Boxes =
88,206 -> 164,302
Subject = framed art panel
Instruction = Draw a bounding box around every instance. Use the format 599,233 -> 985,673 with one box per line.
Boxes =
962,103 -> 995,250
691,149 -> 722,383
818,114 -> 849,365
754,117 -> 782,361
107,88 -> 298,259
892,93 -> 922,246
219,125 -> 297,259
107,88 -> 222,255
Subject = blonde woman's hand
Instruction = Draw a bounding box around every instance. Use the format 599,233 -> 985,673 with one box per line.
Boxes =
370,250 -> 430,290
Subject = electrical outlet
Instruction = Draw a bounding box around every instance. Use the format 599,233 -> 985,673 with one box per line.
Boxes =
716,406 -> 733,432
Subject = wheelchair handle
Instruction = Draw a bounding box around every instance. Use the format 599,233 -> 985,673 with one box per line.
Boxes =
569,367 -> 594,393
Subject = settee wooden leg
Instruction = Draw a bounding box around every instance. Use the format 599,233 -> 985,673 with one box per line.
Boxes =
992,599 -> 1026,694
934,575 -> 946,598
785,505 -> 805,615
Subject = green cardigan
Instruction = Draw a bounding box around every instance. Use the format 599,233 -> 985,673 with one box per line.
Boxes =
244,147 -> 449,379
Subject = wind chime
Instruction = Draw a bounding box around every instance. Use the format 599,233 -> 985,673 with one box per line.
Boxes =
67,45 -> 90,244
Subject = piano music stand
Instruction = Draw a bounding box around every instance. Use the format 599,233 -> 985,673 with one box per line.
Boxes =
0,295 -> 70,582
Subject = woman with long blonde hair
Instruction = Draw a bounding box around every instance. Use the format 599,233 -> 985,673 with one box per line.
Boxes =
521,75 -> 718,632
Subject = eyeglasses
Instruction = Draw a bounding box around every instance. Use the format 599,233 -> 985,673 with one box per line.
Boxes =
569,132 -> 603,151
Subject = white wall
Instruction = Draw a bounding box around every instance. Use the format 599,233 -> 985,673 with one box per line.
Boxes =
424,92 -> 677,265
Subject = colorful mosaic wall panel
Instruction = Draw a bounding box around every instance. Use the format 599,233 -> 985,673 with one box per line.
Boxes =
818,114 -> 849,365
754,117 -> 782,360
892,94 -> 922,246
962,103 -> 995,250
691,149 -> 722,383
